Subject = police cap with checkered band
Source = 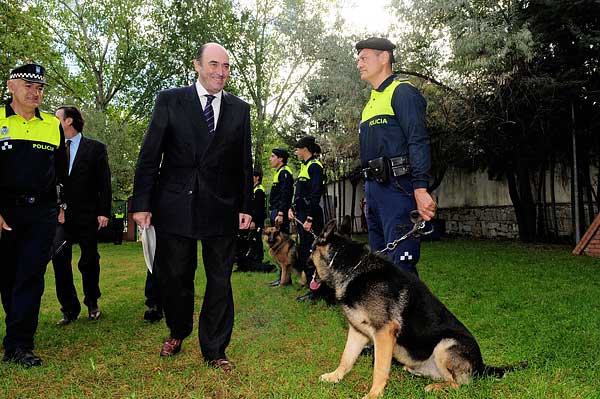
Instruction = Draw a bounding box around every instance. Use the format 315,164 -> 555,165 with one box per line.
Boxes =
9,63 -> 46,85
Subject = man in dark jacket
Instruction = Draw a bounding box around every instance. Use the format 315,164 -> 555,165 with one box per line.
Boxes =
52,106 -> 111,325
131,43 -> 252,372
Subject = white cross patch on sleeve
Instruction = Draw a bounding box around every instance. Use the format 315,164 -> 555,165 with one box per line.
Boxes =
1,142 -> 12,150
399,251 -> 413,261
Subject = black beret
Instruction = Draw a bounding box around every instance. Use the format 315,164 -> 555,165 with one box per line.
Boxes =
294,136 -> 316,149
9,63 -> 46,84
355,37 -> 396,52
271,147 -> 289,160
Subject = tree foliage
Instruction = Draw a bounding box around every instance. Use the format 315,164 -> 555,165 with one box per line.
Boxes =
0,1 -> 55,99
390,0 -> 600,241
230,0 -> 333,169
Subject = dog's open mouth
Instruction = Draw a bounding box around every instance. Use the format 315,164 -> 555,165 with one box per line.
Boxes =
309,271 -> 321,290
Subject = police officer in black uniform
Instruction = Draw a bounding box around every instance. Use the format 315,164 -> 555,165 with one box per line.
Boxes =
356,38 -> 436,276
236,168 -> 269,271
113,206 -> 125,245
0,64 -> 67,366
268,148 -> 293,233
288,136 -> 326,302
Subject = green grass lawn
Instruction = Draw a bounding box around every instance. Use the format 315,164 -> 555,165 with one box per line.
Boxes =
1,238 -> 599,399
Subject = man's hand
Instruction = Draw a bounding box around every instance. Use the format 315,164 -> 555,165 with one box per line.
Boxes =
0,214 -> 12,239
249,221 -> 256,230
133,212 -> 152,229
414,188 -> 436,221
275,214 -> 283,226
303,220 -> 313,232
97,216 -> 109,230
287,209 -> 295,222
58,208 -> 65,224
239,213 -> 252,229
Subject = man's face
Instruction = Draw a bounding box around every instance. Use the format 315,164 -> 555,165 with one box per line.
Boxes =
269,153 -> 282,168
194,45 -> 230,94
356,48 -> 386,83
7,79 -> 44,111
55,109 -> 71,131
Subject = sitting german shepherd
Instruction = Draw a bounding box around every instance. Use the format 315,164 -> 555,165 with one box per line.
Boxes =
262,226 -> 306,287
312,220 -> 520,398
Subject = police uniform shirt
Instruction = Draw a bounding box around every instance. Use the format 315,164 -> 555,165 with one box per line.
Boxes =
252,183 -> 266,228
195,81 -> 222,130
269,165 -> 293,213
294,157 -> 324,218
0,102 -> 67,202
359,74 -> 431,189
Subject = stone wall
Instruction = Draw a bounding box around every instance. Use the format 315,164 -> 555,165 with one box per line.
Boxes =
437,204 -> 581,239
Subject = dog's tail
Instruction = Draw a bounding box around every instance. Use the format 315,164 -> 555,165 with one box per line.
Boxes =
479,361 -> 528,378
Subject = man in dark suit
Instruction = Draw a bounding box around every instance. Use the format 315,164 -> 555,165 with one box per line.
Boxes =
52,106 -> 112,325
131,43 -> 253,372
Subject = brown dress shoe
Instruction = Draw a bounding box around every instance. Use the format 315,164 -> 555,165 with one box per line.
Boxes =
209,358 -> 234,372
160,337 -> 182,357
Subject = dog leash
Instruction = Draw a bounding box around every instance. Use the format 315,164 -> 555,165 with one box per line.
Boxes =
375,211 -> 434,255
292,216 -> 318,239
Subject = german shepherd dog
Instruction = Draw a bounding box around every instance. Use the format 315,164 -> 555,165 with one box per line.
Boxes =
311,220 -> 521,398
263,226 -> 306,287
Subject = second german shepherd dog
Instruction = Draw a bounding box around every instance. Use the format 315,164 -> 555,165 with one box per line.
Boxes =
263,226 -> 305,286
311,220 -> 521,398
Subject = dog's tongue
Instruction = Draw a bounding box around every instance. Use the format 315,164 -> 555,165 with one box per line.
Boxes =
310,272 -> 321,291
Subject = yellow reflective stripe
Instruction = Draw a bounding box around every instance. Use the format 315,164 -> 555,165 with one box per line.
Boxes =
115,213 -> 125,219
298,159 -> 323,180
0,108 -> 61,147
272,165 -> 292,184
361,80 -> 413,123
253,184 -> 265,193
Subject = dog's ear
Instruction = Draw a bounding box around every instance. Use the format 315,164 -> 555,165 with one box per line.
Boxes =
321,219 -> 337,242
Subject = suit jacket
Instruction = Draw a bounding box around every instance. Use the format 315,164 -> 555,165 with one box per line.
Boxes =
64,135 -> 112,227
131,85 -> 253,239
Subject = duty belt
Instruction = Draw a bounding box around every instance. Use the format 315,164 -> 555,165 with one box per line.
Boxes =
1,192 -> 56,207
362,156 -> 410,183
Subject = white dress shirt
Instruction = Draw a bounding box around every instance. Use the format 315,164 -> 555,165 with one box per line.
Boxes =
195,81 -> 222,130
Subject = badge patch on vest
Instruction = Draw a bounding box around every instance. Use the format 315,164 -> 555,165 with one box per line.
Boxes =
32,143 -> 54,151
1,126 -> 8,135
369,117 -> 388,127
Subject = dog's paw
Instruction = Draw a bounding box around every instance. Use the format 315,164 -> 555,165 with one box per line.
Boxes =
424,381 -> 459,392
320,371 -> 343,383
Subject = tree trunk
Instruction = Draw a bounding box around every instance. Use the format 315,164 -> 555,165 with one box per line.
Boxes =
549,156 -> 559,237
506,162 -> 537,242
536,162 -> 547,239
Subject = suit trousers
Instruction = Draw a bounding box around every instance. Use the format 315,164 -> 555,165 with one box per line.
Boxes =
144,270 -> 161,309
154,230 -> 236,361
0,203 -> 56,352
52,221 -> 102,316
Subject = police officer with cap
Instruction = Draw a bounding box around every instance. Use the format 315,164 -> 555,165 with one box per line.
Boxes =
268,147 -> 294,233
355,37 -> 436,276
288,136 -> 326,301
0,63 -> 67,366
